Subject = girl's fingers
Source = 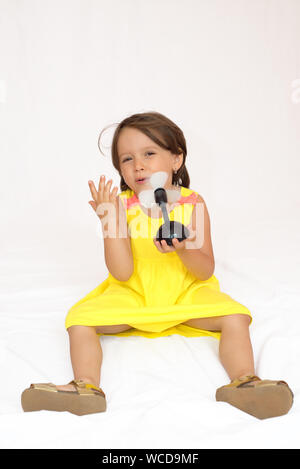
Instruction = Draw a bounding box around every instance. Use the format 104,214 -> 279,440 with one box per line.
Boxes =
90,175 -> 116,204
154,239 -> 175,253
101,177 -> 117,202
104,180 -> 113,200
154,240 -> 162,252
111,186 -> 118,199
88,180 -> 98,201
98,175 -> 104,192
89,176 -> 119,220
162,240 -> 174,251
153,238 -> 160,247
105,181 -> 119,201
97,175 -> 105,202
88,200 -> 97,211
163,238 -> 183,251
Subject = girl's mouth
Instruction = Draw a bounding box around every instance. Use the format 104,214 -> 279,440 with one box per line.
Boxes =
136,178 -> 148,184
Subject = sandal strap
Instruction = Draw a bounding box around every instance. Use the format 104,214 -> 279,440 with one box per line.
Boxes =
68,379 -> 106,397
30,382 -> 58,392
228,375 -> 261,388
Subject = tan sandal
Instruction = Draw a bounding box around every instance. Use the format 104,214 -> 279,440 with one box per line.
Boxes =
21,379 -> 106,416
216,375 -> 294,419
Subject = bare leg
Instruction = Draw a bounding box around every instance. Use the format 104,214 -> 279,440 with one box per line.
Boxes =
69,325 -> 102,386
57,324 -> 132,391
182,314 -> 255,382
219,315 -> 255,381
56,325 -> 102,391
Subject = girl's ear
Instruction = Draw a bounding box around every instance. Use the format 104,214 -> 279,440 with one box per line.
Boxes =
174,150 -> 184,167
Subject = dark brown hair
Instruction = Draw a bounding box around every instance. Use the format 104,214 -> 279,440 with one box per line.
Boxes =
98,111 -> 190,192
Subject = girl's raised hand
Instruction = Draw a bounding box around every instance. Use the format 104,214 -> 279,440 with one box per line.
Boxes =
88,175 -> 119,221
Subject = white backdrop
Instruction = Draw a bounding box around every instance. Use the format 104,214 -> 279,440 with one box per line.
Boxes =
0,0 -> 300,449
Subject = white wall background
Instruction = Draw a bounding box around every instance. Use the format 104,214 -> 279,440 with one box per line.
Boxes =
1,0 -> 299,292
0,0 -> 300,449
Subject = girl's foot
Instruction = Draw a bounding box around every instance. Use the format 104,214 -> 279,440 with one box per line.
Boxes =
21,380 -> 106,415
216,375 -> 294,419
56,378 -> 99,392
56,383 -> 77,391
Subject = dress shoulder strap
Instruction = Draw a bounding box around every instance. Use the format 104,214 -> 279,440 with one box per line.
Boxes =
180,186 -> 199,204
119,187 -> 199,209
118,186 -> 199,226
118,189 -> 137,225
119,189 -> 138,211
172,186 -> 199,226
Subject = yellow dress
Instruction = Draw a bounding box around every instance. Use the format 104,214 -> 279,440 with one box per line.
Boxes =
65,186 -> 252,340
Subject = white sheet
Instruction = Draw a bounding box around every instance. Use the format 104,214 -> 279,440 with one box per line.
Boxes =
1,219 -> 299,449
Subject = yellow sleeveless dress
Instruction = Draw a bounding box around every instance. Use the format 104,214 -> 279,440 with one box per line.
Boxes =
65,186 -> 252,340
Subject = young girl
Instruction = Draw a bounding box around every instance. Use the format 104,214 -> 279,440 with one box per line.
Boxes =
21,111 -> 293,419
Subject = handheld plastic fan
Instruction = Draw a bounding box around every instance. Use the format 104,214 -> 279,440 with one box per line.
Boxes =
138,171 -> 190,246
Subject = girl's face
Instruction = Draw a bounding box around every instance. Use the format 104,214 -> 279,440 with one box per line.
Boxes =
117,127 -> 183,194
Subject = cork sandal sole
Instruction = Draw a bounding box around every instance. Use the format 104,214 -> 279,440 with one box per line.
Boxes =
21,381 -> 107,416
216,378 -> 294,420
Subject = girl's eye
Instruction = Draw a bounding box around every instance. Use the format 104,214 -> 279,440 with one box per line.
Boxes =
123,152 -> 154,163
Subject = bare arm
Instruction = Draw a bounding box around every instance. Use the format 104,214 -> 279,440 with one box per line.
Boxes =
101,195 -> 134,282
153,193 -> 215,281
176,194 -> 215,280
88,176 -> 134,282
176,249 -> 214,281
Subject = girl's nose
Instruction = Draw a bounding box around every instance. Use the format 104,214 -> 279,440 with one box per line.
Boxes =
133,160 -> 145,170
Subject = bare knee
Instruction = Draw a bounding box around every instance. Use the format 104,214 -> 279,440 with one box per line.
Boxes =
183,314 -> 250,332
67,325 -> 96,336
95,324 -> 133,334
183,316 -> 223,332
221,314 -> 251,330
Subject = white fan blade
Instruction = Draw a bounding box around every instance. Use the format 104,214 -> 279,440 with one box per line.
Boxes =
149,171 -> 168,189
138,189 -> 155,208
